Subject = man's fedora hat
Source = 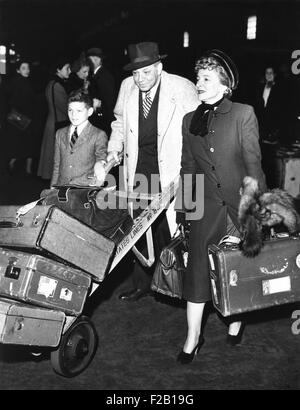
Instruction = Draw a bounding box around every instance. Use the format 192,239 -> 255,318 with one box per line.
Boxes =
123,42 -> 167,71
86,47 -> 105,59
205,49 -> 239,90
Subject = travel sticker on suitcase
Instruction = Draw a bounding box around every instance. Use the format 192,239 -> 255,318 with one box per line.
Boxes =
0,248 -> 91,315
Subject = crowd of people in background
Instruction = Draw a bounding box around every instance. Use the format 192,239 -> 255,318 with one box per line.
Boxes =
0,48 -> 299,187
0,48 -> 299,184
0,46 -> 117,181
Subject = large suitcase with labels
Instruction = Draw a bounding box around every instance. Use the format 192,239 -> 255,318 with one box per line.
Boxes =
0,247 -> 91,315
0,205 -> 115,282
208,234 -> 300,316
0,297 -> 65,346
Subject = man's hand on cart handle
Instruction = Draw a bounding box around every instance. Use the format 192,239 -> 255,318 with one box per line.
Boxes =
89,154 -> 123,186
107,150 -> 122,166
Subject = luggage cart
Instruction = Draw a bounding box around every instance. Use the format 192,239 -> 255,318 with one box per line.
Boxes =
50,179 -> 178,377
0,179 -> 178,377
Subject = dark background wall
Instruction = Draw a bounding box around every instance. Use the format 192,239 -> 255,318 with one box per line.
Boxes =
0,0 -> 300,98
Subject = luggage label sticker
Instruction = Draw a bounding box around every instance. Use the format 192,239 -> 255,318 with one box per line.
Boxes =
262,276 -> 291,296
229,270 -> 238,287
260,259 -> 289,275
59,288 -> 73,301
183,252 -> 188,268
37,276 -> 58,298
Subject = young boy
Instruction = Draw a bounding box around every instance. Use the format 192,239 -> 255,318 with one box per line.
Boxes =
50,89 -> 107,187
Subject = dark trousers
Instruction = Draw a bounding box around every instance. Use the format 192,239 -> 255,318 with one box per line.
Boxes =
261,141 -> 279,189
131,210 -> 171,290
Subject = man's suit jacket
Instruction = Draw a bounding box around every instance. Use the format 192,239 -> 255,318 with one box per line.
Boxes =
51,121 -> 107,186
108,70 -> 199,192
255,82 -> 283,140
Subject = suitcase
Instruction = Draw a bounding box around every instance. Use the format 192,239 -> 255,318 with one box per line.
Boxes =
275,152 -> 300,198
208,234 -> 300,316
0,205 -> 115,282
0,247 -> 91,315
41,186 -> 134,245
0,297 -> 65,347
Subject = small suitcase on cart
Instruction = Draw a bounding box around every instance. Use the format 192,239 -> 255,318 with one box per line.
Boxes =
0,247 -> 91,315
208,234 -> 300,316
0,205 -> 115,282
0,297 -> 65,347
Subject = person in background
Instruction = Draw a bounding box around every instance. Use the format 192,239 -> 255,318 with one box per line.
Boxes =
4,60 -> 38,176
0,73 -> 6,131
86,47 -> 116,135
38,57 -> 71,181
176,50 -> 266,364
67,56 -> 92,94
0,73 -> 7,181
51,89 -> 107,187
107,41 -> 198,302
254,66 -> 283,188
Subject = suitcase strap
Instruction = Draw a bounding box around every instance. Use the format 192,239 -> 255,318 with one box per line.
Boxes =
16,199 -> 42,220
0,199 -> 44,227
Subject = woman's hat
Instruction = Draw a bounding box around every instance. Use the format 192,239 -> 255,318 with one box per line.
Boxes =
205,49 -> 239,90
123,42 -> 167,71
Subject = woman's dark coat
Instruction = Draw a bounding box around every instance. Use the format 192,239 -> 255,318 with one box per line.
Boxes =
178,98 -> 266,303
5,73 -> 38,158
38,78 -> 69,179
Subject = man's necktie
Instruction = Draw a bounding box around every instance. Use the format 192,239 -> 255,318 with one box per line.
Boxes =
143,91 -> 152,119
70,127 -> 78,149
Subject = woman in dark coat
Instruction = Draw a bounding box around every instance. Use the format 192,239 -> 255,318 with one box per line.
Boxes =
5,60 -> 37,174
176,50 -> 266,364
38,57 -> 71,180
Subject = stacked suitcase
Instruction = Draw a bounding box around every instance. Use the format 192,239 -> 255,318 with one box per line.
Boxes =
0,204 -> 116,347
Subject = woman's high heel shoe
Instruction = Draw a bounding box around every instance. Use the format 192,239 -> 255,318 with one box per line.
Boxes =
176,335 -> 205,365
226,323 -> 245,346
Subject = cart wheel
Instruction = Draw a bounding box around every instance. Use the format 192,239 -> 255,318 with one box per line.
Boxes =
50,316 -> 98,378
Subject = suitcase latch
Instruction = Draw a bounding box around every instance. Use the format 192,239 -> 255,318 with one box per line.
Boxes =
5,257 -> 21,280
32,214 -> 41,226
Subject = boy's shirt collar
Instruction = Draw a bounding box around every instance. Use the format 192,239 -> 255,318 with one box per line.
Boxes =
69,120 -> 89,139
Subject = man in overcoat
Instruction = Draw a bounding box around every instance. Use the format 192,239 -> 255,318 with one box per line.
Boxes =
107,41 -> 198,301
